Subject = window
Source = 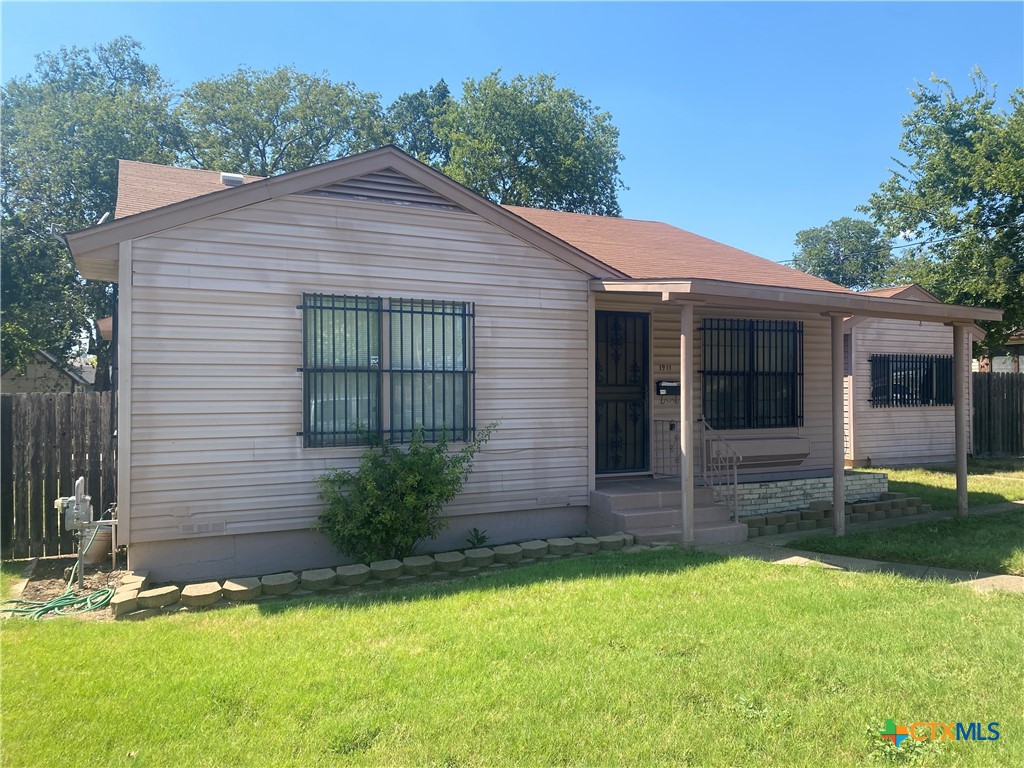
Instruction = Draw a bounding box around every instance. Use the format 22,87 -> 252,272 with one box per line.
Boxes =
301,293 -> 474,446
870,354 -> 952,408
701,319 -> 804,430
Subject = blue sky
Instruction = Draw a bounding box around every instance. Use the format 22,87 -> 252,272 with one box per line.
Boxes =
2,1 -> 1022,263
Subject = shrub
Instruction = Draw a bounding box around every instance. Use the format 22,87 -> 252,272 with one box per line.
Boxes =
317,423 -> 497,562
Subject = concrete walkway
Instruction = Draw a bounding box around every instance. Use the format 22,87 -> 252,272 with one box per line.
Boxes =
697,500 -> 1024,594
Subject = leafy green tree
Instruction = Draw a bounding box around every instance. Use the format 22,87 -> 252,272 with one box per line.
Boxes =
792,217 -> 893,290
432,71 -> 625,215
175,66 -> 387,176
1,37 -> 178,379
866,70 -> 1024,346
386,79 -> 454,166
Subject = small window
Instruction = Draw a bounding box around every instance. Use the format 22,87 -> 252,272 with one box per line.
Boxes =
301,293 -> 474,446
869,354 -> 953,407
701,319 -> 804,430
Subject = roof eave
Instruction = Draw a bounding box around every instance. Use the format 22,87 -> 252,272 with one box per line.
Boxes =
597,278 -> 1003,325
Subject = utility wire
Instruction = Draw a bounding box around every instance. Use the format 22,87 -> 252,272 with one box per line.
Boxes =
781,220 -> 1024,265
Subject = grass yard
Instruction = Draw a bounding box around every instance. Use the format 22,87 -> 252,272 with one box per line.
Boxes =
0,559 -> 27,600
789,508 -> 1024,576
2,548 -> 1022,767
864,458 -> 1024,511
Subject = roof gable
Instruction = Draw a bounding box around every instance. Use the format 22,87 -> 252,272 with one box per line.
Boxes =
68,147 -> 624,283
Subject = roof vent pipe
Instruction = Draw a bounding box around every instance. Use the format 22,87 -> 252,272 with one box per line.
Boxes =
220,172 -> 245,187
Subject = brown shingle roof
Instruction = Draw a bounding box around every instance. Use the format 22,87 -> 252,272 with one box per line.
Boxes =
115,160 -> 264,219
112,159 -> 850,293
859,285 -> 914,298
504,205 -> 852,292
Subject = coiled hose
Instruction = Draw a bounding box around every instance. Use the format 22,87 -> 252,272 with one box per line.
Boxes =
1,526 -> 116,619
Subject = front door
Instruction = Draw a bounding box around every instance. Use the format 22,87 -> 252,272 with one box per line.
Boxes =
596,311 -> 650,473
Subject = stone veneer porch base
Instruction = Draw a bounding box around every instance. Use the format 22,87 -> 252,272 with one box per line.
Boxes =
733,472 -> 888,518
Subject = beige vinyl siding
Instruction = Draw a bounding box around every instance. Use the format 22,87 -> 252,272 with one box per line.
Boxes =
595,296 -> 835,477
849,318 -> 969,466
127,195 -> 592,544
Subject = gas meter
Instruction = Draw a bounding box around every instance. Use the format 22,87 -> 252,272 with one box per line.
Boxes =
55,477 -> 92,532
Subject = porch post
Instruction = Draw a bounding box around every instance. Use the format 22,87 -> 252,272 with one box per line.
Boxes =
680,303 -> 695,544
831,313 -> 846,536
953,322 -> 968,517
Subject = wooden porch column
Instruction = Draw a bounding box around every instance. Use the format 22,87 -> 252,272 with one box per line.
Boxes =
680,303 -> 695,544
831,313 -> 846,536
954,322 -> 969,517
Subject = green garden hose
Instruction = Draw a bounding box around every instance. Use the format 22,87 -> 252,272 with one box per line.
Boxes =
1,526 -> 116,620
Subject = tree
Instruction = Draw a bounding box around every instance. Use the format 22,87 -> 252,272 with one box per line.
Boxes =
175,66 -> 387,176
866,70 -> 1024,347
386,79 -> 454,167
792,217 -> 893,290
1,37 -> 179,379
429,71 -> 625,215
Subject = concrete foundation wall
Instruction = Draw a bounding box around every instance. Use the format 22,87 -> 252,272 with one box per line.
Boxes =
734,472 -> 887,517
129,506 -> 587,582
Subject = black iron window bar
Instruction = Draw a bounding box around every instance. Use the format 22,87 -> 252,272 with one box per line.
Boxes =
299,293 -> 475,447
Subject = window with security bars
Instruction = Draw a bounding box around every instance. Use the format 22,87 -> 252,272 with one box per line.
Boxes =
701,319 -> 804,430
301,294 -> 474,446
870,354 -> 953,408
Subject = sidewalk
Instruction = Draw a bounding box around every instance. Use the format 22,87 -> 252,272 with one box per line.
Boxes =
697,500 -> 1024,594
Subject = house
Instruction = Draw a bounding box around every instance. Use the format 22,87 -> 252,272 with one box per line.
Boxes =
844,285 -> 983,467
64,147 -> 1001,581
975,334 -> 1024,373
1,349 -> 93,393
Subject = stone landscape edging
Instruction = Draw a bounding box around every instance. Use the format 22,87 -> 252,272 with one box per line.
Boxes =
111,533 -> 640,621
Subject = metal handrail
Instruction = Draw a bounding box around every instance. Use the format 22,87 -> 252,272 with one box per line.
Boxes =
699,418 -> 742,521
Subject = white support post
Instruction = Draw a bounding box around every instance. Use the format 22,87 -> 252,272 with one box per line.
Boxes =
954,323 -> 968,517
831,314 -> 846,536
680,303 -> 694,544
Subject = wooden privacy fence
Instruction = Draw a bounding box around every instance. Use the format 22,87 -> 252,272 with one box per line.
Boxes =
1,392 -> 116,559
973,372 -> 1024,457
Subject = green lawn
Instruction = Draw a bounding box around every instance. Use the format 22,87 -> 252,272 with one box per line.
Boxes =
3,549 -> 1022,767
0,559 -> 27,600
789,509 -> 1024,576
864,458 -> 1024,511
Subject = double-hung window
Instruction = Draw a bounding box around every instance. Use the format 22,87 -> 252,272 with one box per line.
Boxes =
301,293 -> 474,446
869,354 -> 952,407
701,319 -> 804,430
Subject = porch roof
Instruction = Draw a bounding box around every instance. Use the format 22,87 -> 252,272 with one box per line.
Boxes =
596,278 -> 1003,325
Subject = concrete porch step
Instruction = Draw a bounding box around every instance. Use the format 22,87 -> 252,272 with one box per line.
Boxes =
632,521 -> 749,545
589,503 -> 734,536
591,479 -> 715,513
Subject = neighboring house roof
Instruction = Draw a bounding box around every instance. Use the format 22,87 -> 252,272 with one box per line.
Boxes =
1,349 -> 93,388
846,284 -> 986,339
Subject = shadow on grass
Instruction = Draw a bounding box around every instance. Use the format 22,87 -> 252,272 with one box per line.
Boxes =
252,547 -> 729,617
884,479 -> 1010,510
788,510 -> 1024,576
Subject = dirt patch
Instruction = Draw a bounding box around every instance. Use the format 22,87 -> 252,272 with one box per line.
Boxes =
10,556 -> 127,621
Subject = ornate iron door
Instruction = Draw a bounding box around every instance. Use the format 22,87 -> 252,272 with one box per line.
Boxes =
596,311 -> 650,473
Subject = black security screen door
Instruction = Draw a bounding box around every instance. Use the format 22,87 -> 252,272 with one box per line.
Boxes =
596,311 -> 650,473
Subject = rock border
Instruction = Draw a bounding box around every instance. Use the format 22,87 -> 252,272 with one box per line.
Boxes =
112,533 -> 641,621
742,492 -> 929,537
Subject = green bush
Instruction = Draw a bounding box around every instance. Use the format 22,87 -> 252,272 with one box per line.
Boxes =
317,423 -> 497,562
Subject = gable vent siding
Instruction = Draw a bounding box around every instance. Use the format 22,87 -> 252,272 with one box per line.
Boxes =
300,169 -> 465,211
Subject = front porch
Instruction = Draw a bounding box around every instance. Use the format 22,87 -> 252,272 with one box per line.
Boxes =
592,279 -> 988,546
588,477 -> 747,544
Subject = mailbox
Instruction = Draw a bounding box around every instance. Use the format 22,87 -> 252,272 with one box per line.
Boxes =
656,381 -> 680,396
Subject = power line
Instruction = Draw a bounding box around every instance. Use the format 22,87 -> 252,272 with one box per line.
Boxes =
780,220 -> 1024,265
